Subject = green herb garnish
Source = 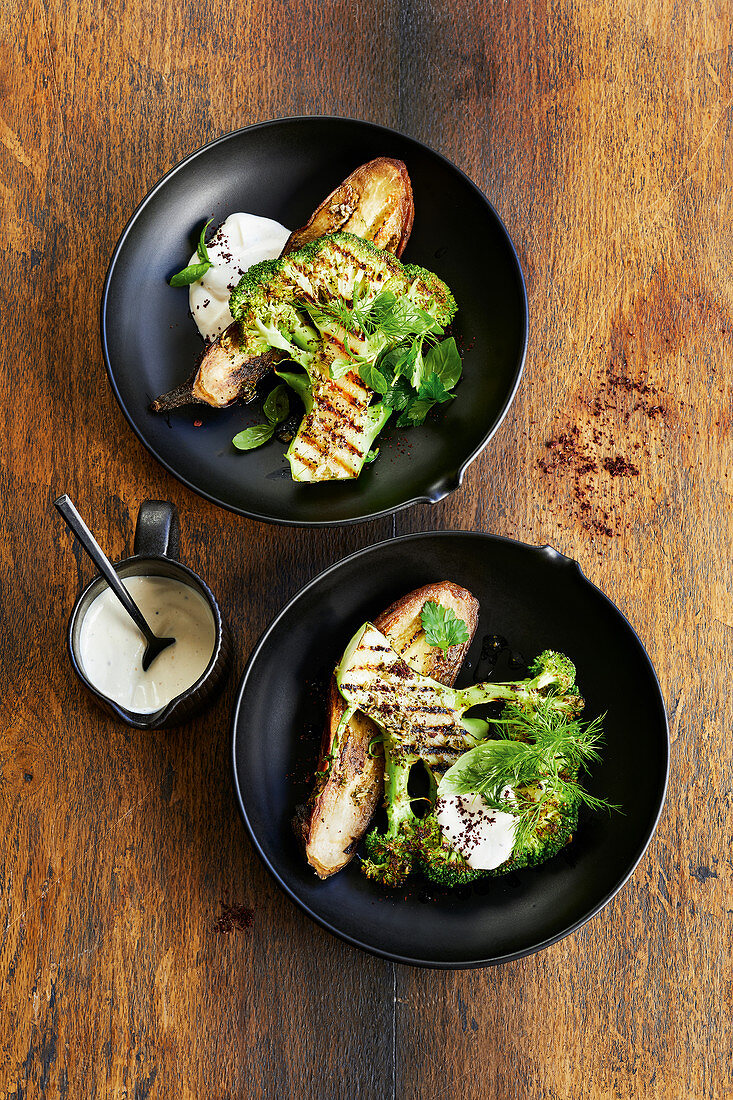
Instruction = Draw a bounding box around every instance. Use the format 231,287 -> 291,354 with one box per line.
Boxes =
420,600 -> 470,650
438,706 -> 619,848
232,384 -> 289,451
169,218 -> 214,286
308,285 -> 463,427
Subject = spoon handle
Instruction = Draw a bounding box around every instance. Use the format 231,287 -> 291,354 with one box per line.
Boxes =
54,494 -> 156,646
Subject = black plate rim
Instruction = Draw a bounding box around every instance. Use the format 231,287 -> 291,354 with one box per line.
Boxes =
230,529 -> 670,968
100,115 -> 528,527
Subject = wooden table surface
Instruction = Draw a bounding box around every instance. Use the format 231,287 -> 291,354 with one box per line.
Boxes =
2,1 -> 731,1097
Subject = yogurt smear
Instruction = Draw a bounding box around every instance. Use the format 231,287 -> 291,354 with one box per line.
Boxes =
189,212 -> 290,342
436,789 -> 517,870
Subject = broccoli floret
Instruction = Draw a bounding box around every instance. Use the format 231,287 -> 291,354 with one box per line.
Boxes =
230,232 -> 457,331
360,750 -> 420,887
413,814 -> 487,887
527,650 -> 577,694
489,782 -> 579,875
361,827 -> 415,888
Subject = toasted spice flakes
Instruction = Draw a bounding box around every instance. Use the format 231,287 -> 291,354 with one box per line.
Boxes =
537,365 -> 668,538
214,901 -> 254,934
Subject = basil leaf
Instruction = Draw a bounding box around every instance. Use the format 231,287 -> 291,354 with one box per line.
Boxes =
197,218 -> 214,264
232,423 -> 275,451
263,384 -> 289,425
169,261 -> 212,287
275,369 -> 313,414
358,360 -> 389,395
423,337 -> 462,390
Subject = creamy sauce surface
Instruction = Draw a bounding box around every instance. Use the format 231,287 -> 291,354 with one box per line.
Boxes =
436,789 -> 517,870
79,576 -> 216,714
189,212 -> 291,342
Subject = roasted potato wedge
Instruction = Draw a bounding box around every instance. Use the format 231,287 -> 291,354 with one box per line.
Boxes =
283,157 -> 414,258
151,158 -> 414,413
297,582 -> 479,879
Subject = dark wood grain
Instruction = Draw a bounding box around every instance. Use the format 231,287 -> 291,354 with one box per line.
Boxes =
1,0 -> 731,1097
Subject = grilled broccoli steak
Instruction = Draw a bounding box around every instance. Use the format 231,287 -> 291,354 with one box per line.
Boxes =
229,232 -> 456,333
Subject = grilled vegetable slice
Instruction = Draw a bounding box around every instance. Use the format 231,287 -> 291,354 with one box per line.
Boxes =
283,158 -> 414,258
285,372 -> 390,482
152,159 -> 415,413
298,583 -> 479,879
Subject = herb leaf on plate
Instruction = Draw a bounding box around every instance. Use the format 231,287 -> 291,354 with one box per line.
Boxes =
232,384 -> 290,451
263,384 -> 290,425
420,600 -> 471,650
232,423 -> 276,451
169,218 -> 214,286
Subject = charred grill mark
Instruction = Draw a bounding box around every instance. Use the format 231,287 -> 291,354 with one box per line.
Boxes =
400,705 -> 450,715
316,399 -> 361,432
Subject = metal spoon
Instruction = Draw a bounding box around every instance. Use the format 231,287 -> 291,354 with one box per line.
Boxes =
55,494 -> 176,671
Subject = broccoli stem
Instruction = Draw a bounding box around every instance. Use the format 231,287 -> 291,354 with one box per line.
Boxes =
453,681 -> 529,712
383,748 -> 419,837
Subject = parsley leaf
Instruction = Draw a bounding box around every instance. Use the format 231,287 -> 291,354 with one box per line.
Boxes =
396,397 -> 434,428
420,600 -> 470,650
418,372 -> 454,404
382,375 -> 413,411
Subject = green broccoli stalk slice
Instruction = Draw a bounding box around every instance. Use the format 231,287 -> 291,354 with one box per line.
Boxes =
335,625 -> 583,759
361,747 -> 420,888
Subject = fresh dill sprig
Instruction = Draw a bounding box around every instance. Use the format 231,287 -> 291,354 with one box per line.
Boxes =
438,706 -> 619,848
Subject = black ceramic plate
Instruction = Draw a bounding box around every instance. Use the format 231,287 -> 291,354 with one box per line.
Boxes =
232,532 -> 668,968
102,117 -> 527,526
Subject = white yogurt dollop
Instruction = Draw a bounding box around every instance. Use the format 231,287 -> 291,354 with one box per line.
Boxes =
79,576 -> 216,714
436,789 -> 517,870
188,212 -> 291,342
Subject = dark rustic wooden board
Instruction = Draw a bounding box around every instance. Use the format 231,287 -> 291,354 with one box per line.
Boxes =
1,0 -> 731,1097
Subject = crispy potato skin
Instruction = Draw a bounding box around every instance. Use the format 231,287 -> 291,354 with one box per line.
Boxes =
282,158 -> 414,258
300,582 -> 479,879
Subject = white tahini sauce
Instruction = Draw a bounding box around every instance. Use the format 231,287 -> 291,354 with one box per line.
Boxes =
189,212 -> 291,342
78,576 -> 216,714
436,789 -> 518,870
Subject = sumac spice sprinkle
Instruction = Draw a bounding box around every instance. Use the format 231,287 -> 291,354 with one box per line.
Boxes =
603,455 -> 639,477
214,901 -> 254,934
